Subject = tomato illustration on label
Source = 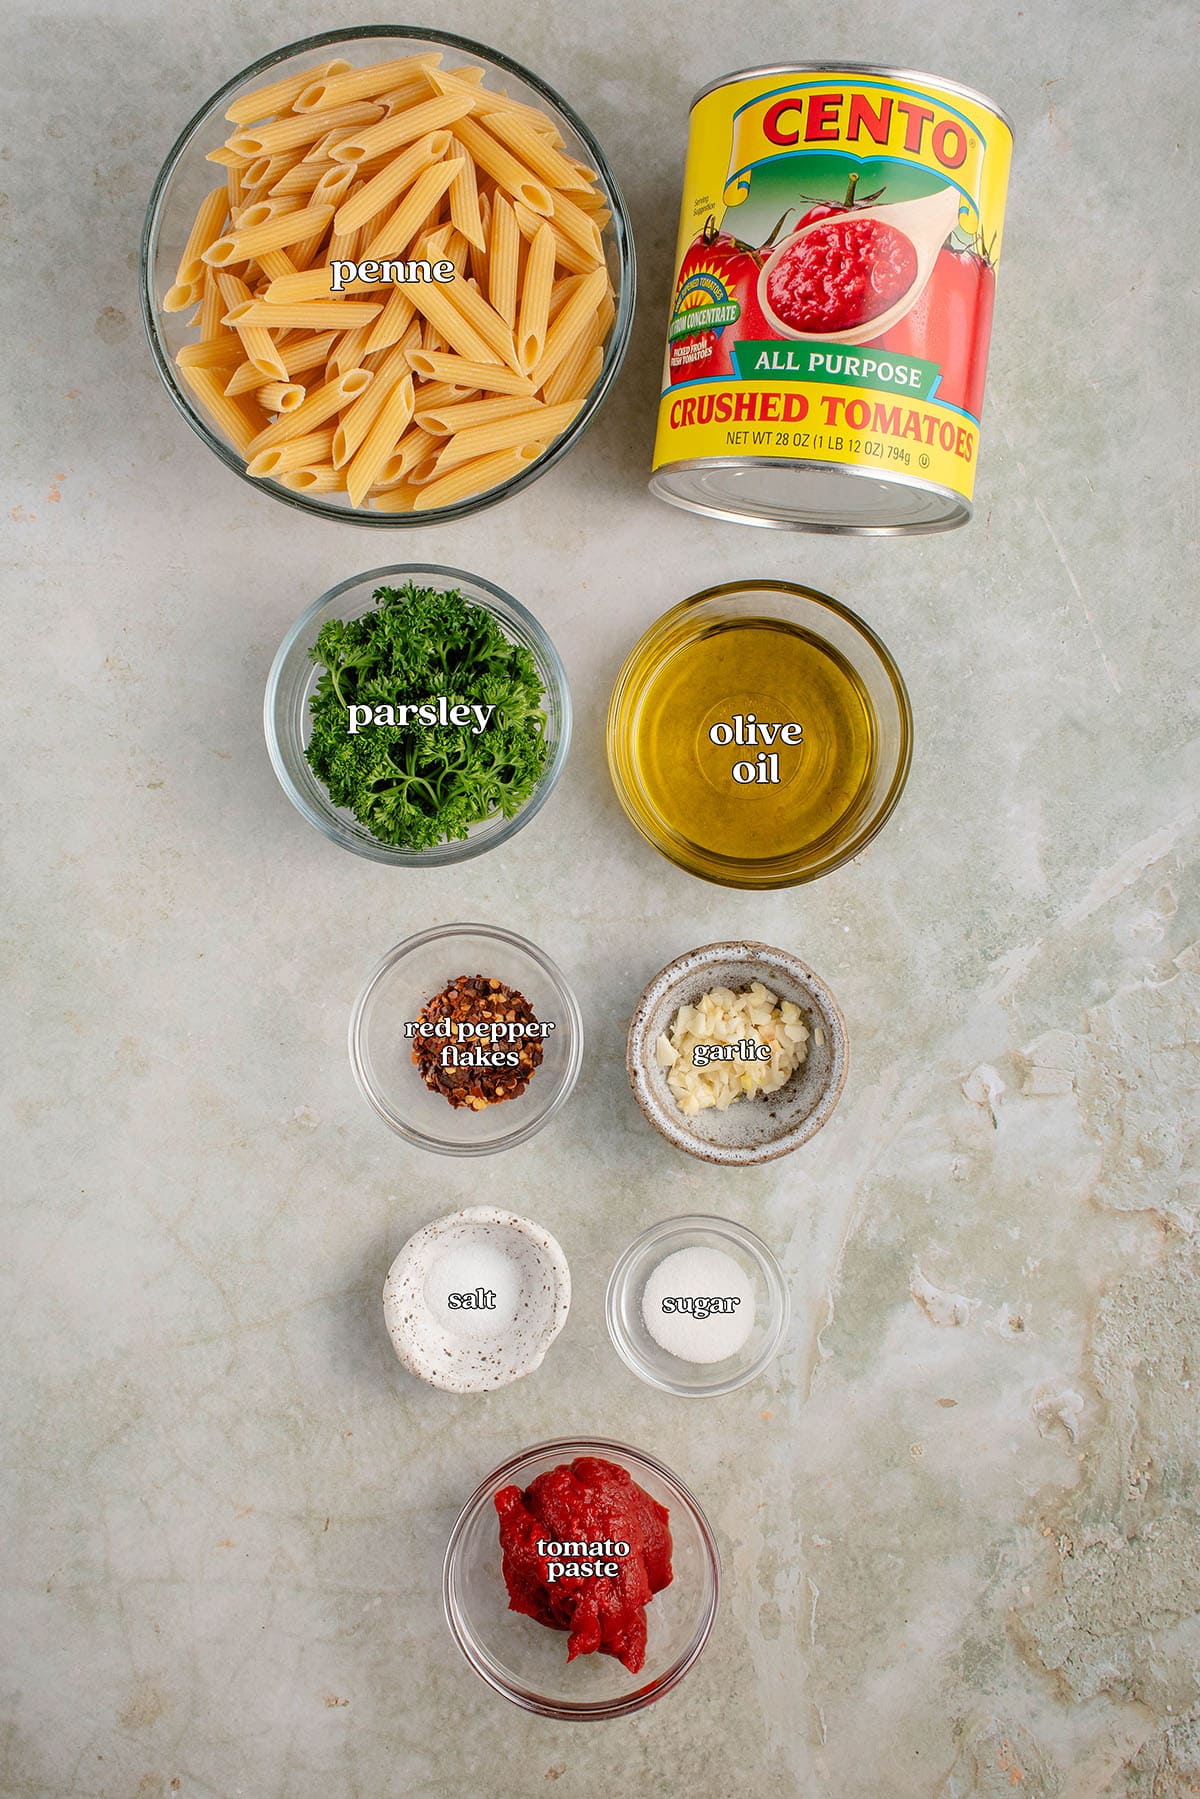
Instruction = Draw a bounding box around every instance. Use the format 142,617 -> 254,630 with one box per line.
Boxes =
791,171 -> 885,232
668,216 -> 766,382
866,236 -> 996,417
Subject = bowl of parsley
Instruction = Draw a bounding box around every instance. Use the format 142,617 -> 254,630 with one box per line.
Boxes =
265,566 -> 571,864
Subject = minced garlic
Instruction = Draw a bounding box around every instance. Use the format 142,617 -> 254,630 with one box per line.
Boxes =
655,981 -> 809,1117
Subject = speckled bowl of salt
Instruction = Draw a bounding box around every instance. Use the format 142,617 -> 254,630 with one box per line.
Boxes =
383,1207 -> 571,1394
626,941 -> 848,1166
606,1215 -> 790,1397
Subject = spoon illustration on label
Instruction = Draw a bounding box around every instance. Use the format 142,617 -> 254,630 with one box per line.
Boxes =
757,184 -> 963,345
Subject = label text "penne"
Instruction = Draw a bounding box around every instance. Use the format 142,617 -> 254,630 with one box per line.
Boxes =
329,257 -> 456,292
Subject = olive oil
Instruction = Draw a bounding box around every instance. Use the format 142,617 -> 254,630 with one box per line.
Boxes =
628,618 -> 878,865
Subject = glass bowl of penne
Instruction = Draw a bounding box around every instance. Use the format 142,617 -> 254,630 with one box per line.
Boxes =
141,28 -> 634,523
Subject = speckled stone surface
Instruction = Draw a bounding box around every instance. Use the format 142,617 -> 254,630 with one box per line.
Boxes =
3,3 -> 1198,1795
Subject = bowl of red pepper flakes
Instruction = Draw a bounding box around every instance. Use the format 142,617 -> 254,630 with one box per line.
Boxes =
349,923 -> 583,1156
443,1437 -> 719,1719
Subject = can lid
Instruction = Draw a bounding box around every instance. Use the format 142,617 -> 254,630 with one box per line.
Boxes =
649,458 -> 971,535
689,62 -> 1015,138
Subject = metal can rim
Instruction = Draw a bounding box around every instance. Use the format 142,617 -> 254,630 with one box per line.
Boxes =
688,62 -> 1015,139
648,458 -> 972,535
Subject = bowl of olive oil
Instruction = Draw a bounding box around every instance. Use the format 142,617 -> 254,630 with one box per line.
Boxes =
606,581 -> 912,889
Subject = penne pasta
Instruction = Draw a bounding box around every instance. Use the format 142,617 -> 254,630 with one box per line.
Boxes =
431,401 -> 579,474
438,266 -> 519,367
223,329 -> 336,395
271,160 -> 332,197
488,194 -> 521,329
227,101 -> 386,161
412,442 -> 541,510
411,380 -> 478,409
428,69 -> 563,141
513,200 -> 599,276
175,187 -> 229,287
225,299 -> 383,328
330,92 -> 477,166
332,130 -> 450,236
543,337 -> 604,407
329,322 -> 375,375
255,248 -> 298,282
206,144 -> 249,167
528,265 -> 608,388
360,285 -> 417,356
369,482 -> 420,512
332,341 -> 412,464
217,271 -> 287,379
415,393 -> 537,435
469,188 -> 492,289
245,427 -> 336,477
550,190 -> 605,261
484,110 -> 593,192
204,202 -> 335,266
452,115 -> 554,214
198,270 -> 226,339
166,50 -> 618,512
515,222 -> 555,374
175,336 -> 244,369
279,465 -> 348,492
403,280 -> 500,364
255,380 -> 305,412
163,279 -> 204,313
310,163 -> 358,207
292,54 -> 444,114
359,158 -> 463,262
407,350 -> 535,397
178,365 -> 264,455
224,57 -> 352,125
376,424 -> 438,484
449,150 -> 486,251
246,367 -> 373,455
346,372 -> 416,505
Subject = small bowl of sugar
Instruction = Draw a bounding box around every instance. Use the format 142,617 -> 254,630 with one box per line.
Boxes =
605,1215 -> 789,1398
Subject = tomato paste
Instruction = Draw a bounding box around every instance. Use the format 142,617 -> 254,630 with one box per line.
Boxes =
495,1455 -> 673,1672
652,64 -> 1013,532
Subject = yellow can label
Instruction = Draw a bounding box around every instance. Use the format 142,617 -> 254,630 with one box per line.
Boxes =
653,68 -> 1013,507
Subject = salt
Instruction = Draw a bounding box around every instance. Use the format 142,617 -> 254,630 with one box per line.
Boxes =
641,1246 -> 756,1364
424,1239 -> 522,1340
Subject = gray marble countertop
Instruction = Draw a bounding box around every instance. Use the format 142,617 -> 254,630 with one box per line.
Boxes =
4,3 -> 1198,1795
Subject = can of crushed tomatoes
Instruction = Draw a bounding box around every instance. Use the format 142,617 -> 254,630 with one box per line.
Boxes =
650,65 -> 1013,533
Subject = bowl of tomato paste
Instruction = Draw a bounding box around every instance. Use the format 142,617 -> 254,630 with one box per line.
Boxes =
443,1437 -> 719,1718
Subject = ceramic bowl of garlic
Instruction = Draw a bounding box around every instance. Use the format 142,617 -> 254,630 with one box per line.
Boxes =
626,941 -> 848,1166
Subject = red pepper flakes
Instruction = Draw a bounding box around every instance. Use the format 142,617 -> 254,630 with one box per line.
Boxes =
413,974 -> 544,1111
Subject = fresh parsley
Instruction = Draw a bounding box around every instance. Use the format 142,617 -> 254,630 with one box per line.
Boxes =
304,583 -> 551,850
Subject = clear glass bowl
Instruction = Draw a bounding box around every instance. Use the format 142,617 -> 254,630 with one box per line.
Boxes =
140,27 -> 635,525
606,1215 -> 790,1397
443,1437 -> 720,1718
606,580 -> 913,889
349,924 -> 582,1156
264,564 -> 570,866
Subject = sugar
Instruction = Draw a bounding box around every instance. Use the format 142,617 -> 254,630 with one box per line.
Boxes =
424,1240 -> 523,1340
641,1246 -> 756,1364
